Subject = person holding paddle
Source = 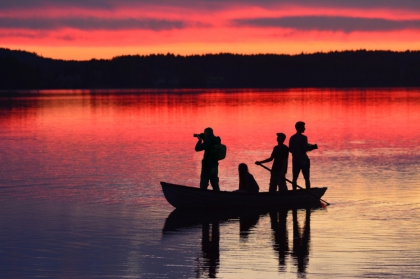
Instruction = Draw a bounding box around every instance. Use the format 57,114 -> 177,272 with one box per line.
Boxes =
255,132 -> 289,193
289,121 -> 318,190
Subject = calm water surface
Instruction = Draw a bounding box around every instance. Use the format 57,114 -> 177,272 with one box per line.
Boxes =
1,89 -> 420,278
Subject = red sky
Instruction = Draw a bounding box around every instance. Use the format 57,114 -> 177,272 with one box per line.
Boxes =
1,0 -> 420,60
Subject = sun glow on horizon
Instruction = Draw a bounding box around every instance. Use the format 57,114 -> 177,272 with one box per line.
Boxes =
1,1 -> 420,60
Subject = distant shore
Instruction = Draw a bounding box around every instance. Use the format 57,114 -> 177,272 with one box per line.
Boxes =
1,48 -> 420,90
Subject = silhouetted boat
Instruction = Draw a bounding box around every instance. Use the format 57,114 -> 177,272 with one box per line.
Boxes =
161,182 -> 328,209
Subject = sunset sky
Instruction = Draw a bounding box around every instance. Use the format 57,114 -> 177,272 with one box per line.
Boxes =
1,0 -> 420,60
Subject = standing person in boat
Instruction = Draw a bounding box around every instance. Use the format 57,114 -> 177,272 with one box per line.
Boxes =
289,121 -> 317,190
195,127 -> 221,191
255,133 -> 289,193
237,163 -> 259,193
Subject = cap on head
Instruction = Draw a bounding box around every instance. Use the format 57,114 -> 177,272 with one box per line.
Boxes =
295,121 -> 305,131
276,132 -> 286,141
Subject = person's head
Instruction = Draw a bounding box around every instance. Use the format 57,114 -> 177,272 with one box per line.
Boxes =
295,121 -> 306,133
276,132 -> 286,144
238,163 -> 249,175
203,127 -> 214,138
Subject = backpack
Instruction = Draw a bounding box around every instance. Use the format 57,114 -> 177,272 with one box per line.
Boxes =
212,143 -> 227,161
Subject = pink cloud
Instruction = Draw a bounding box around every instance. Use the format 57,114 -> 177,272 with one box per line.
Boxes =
1,1 -> 420,59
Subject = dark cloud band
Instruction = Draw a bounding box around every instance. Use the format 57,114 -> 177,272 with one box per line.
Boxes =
1,0 -> 420,12
233,16 -> 420,33
0,17 -> 187,31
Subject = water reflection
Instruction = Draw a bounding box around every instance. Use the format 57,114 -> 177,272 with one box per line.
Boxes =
239,212 -> 260,241
270,209 -> 289,271
270,208 -> 311,276
292,208 -> 311,274
163,209 -> 226,278
163,207 -> 317,278
2,89 -> 420,278
199,221 -> 220,278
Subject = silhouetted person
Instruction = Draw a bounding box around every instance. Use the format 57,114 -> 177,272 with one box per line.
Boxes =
200,221 -> 220,278
289,122 -> 317,190
292,208 -> 311,274
195,127 -> 221,191
237,163 -> 259,193
256,133 -> 289,193
270,209 -> 289,271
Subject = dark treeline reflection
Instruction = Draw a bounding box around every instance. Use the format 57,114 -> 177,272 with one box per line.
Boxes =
2,47 -> 420,90
163,207 -> 315,277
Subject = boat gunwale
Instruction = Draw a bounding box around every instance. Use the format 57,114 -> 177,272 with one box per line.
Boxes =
161,181 -> 327,196
161,181 -> 328,209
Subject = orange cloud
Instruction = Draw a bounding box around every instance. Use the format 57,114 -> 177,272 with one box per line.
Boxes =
1,1 -> 420,60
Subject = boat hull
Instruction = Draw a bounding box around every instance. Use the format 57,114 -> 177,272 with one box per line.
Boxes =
161,182 -> 327,210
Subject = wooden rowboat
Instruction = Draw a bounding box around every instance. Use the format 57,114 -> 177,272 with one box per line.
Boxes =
161,182 -> 328,210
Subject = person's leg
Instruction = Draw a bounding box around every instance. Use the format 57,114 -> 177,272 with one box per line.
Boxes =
301,159 -> 311,189
200,167 -> 210,189
209,166 -> 220,191
269,173 -> 278,193
279,173 -> 288,193
292,160 -> 300,191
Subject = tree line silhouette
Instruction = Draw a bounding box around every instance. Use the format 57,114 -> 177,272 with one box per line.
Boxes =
1,47 -> 420,90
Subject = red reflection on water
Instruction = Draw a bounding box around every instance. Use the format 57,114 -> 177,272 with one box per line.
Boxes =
1,88 -> 420,202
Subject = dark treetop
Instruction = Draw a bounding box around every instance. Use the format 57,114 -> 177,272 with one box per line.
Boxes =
1,48 -> 420,90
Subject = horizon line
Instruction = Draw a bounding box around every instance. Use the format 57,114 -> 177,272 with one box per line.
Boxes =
2,47 -> 420,62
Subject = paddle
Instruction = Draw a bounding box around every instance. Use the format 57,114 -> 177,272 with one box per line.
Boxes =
256,163 -> 330,206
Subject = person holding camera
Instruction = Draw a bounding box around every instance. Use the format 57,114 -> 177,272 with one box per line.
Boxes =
194,127 -> 221,191
255,133 -> 289,193
289,121 -> 317,190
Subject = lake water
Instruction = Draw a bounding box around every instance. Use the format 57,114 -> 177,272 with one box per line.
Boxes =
1,88 -> 420,278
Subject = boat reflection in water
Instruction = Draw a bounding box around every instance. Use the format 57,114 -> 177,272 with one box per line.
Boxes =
163,206 -> 317,277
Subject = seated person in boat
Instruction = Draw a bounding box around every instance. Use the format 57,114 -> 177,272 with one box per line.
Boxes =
255,132 -> 289,193
236,163 -> 259,193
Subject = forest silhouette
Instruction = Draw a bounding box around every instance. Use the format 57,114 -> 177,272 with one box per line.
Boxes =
1,48 -> 420,90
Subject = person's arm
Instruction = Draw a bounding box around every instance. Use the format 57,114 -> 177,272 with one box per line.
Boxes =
195,137 -> 211,152
304,136 -> 309,151
256,157 -> 273,165
256,147 -> 275,165
305,136 -> 317,152
288,136 -> 294,155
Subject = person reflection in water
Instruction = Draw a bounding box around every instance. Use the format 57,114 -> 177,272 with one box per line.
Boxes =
270,209 -> 289,271
236,163 -> 259,193
198,221 -> 220,278
239,212 -> 261,240
289,121 -> 317,190
270,208 -> 311,274
195,127 -> 221,191
292,208 -> 311,274
256,132 -> 289,193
